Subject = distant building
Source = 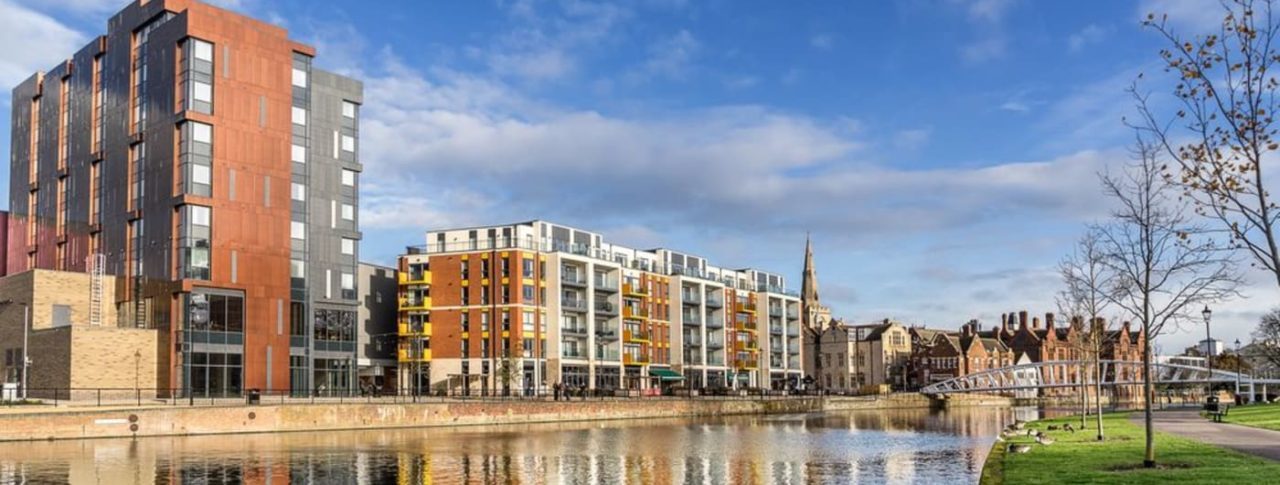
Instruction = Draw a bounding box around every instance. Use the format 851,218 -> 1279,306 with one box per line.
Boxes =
1198,338 -> 1226,357
799,235 -> 831,386
357,263 -> 397,393
815,319 -> 911,392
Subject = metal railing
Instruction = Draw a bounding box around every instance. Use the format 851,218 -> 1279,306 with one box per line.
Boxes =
1,386 -> 831,407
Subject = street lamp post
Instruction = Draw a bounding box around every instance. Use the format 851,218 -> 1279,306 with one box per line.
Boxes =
1235,339 -> 1242,404
1203,305 -> 1213,400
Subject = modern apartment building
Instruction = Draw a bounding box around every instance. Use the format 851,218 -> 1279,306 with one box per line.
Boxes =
5,0 -> 362,397
396,221 -> 804,394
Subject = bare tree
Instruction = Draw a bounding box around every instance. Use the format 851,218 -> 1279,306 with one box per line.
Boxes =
1136,0 -> 1280,288
1252,308 -> 1280,368
1096,134 -> 1241,469
1058,228 -> 1117,440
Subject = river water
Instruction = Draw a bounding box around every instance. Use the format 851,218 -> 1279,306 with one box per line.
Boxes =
0,407 -> 1015,484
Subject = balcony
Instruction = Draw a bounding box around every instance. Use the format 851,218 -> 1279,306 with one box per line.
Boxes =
704,295 -> 724,308
735,359 -> 759,370
397,348 -> 432,362
623,282 -> 649,297
562,348 -> 587,359
597,349 -> 620,361
624,330 -> 651,343
684,333 -> 703,346
788,346 -> 801,355
769,306 -> 782,317
398,296 -> 431,312
681,291 -> 700,304
735,301 -> 757,314
787,326 -> 800,337
788,357 -> 801,368
623,353 -> 650,365
562,324 -> 589,337
733,320 -> 756,332
706,338 -> 725,349
562,298 -> 588,312
707,355 -> 725,366
596,327 -> 619,341
595,301 -> 618,316
595,277 -> 618,292
734,340 -> 759,352
704,317 -> 724,329
786,308 -> 799,320
561,272 -> 587,287
398,271 -> 431,286
623,305 -> 649,320
769,324 -> 783,335
683,353 -> 703,366
681,312 -> 701,326
771,356 -> 785,368
398,322 -> 432,336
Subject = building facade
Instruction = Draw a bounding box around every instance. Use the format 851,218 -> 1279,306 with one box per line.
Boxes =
5,0 -> 362,397
395,221 -> 805,394
815,320 -> 912,392
357,262 -> 397,393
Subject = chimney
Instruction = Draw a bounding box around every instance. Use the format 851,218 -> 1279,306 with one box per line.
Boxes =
1032,317 -> 1041,330
1046,313 -> 1055,331
1001,313 -> 1008,329
1019,311 -> 1028,329
962,323 -> 973,337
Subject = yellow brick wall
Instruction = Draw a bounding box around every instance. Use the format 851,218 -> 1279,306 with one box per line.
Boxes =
69,326 -> 159,391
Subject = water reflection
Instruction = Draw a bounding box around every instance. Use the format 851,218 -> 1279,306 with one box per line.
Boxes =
0,407 -> 1012,484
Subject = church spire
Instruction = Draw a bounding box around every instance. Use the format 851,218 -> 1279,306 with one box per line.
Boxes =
801,233 -> 823,329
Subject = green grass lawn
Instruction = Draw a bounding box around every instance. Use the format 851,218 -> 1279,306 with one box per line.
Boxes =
1220,401 -> 1280,431
981,412 -> 1280,484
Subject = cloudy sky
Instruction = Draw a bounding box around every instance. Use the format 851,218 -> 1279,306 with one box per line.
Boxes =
0,0 -> 1273,353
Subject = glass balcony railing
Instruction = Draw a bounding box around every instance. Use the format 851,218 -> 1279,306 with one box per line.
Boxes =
595,327 -> 619,340
562,298 -> 588,312
704,296 -> 724,308
562,325 -> 589,336
595,301 -> 618,315
684,333 -> 703,346
682,313 -> 701,325
562,348 -> 587,359
595,278 -> 618,292
561,272 -> 587,286
597,349 -> 620,361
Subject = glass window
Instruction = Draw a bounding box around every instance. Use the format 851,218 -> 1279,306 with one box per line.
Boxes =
190,205 -> 211,226
193,164 -> 211,185
291,68 -> 307,87
341,238 -> 355,255
341,204 -> 354,220
291,144 -> 306,163
341,273 -> 355,290
192,122 -> 212,143
341,135 -> 355,152
193,81 -> 212,103
193,39 -> 213,61
342,101 -> 357,119
291,182 -> 305,201
341,169 -> 356,186
291,221 -> 305,240
291,106 -> 306,125
291,259 -> 305,278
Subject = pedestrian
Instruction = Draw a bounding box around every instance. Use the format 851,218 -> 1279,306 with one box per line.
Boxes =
553,382 -> 561,401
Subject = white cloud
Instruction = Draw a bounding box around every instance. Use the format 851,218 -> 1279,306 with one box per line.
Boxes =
1138,0 -> 1226,33
1000,101 -> 1030,113
628,29 -> 699,83
0,0 -> 87,89
809,33 -> 834,50
960,37 -> 1006,63
1067,23 -> 1107,52
892,128 -> 932,151
951,0 -> 1017,23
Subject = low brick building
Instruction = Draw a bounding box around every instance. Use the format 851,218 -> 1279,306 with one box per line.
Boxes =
0,270 -> 159,401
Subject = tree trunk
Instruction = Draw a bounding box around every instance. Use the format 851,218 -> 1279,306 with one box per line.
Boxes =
1143,340 -> 1156,468
1095,360 -> 1105,441
1079,362 -> 1088,429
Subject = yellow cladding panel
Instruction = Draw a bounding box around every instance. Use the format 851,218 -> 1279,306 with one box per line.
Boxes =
398,271 -> 432,285
399,297 -> 432,311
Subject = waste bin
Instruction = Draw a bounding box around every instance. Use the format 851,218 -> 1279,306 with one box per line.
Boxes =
1204,396 -> 1220,413
246,389 -> 261,405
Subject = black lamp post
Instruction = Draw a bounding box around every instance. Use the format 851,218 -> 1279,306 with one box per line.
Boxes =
1235,338 -> 1243,404
1203,305 -> 1213,398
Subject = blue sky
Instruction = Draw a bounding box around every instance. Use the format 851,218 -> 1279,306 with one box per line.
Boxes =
0,0 -> 1269,352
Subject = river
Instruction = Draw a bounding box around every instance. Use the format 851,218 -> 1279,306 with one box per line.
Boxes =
0,406 -> 1016,484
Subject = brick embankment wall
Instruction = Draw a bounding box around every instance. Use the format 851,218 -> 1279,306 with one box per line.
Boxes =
0,393 -> 1010,442
0,398 -> 826,442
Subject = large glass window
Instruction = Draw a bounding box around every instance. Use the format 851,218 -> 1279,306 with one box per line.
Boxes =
341,238 -> 356,255
340,273 -> 355,300
342,101 -> 357,119
291,144 -> 306,164
178,205 -> 211,280
291,221 -> 305,240
187,351 -> 242,397
179,121 -> 213,197
181,38 -> 214,114
313,309 -> 355,341
341,169 -> 356,186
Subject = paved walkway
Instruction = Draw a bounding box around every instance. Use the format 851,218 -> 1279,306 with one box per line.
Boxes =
1133,410 -> 1280,461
